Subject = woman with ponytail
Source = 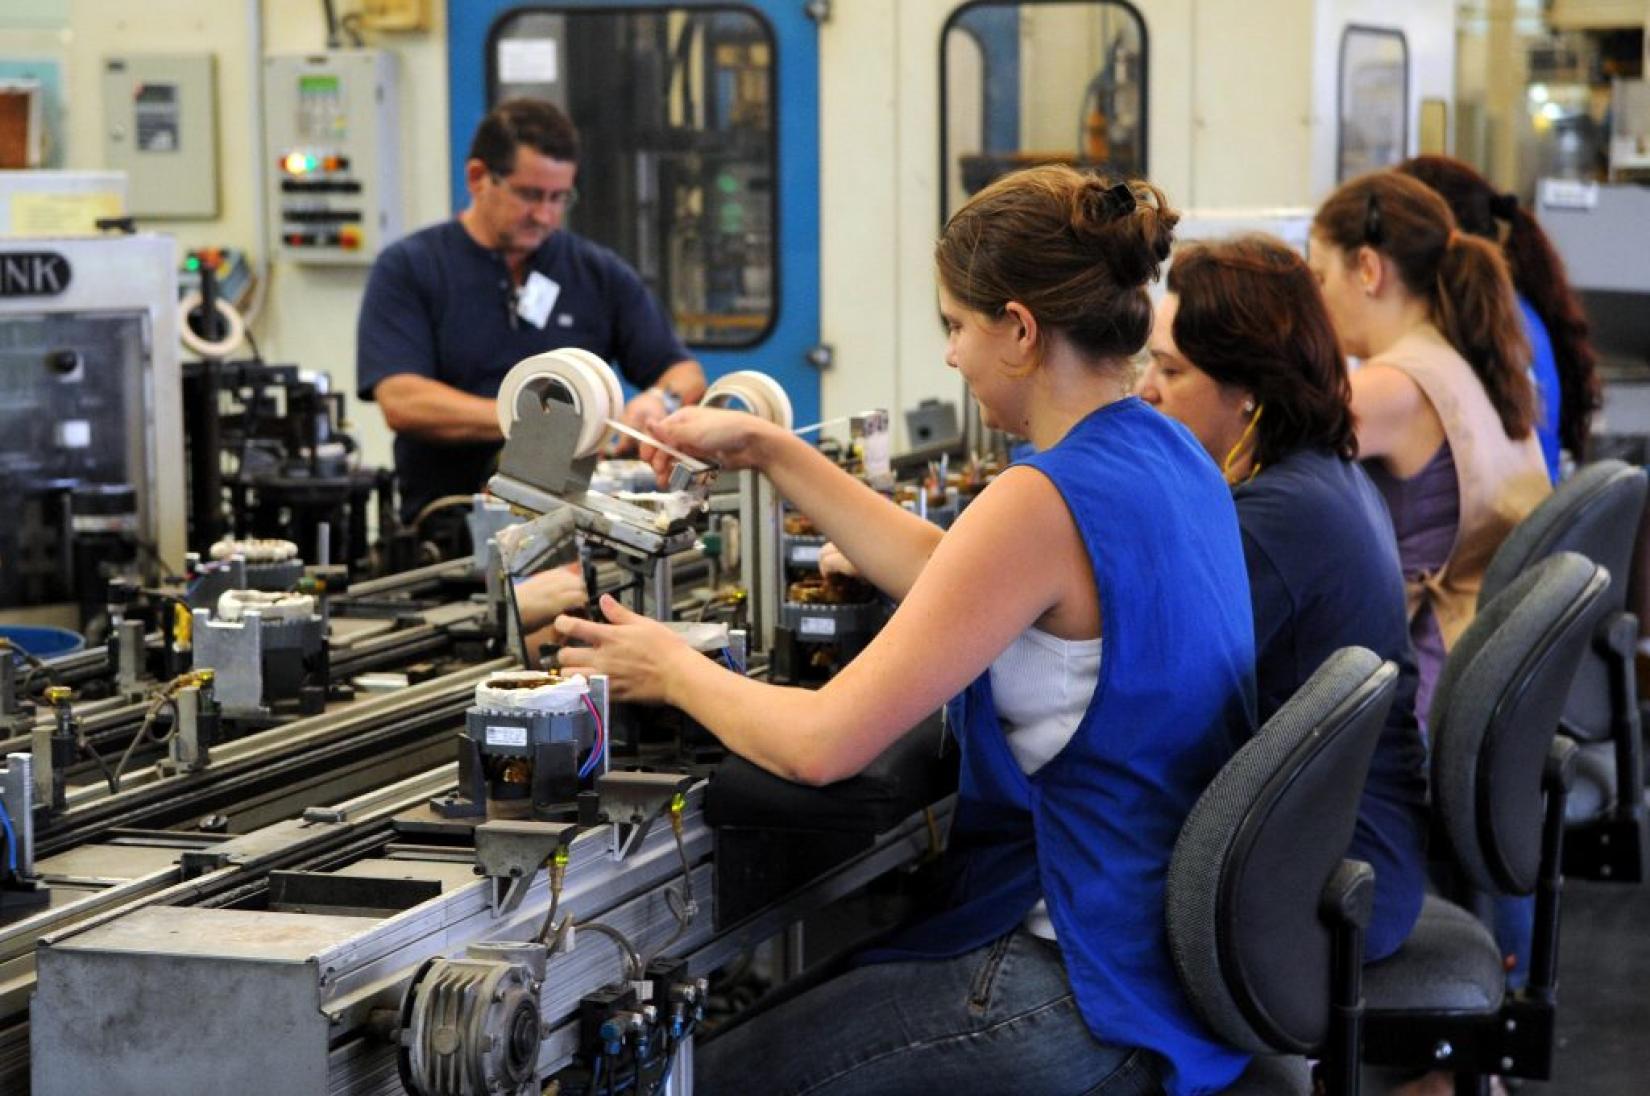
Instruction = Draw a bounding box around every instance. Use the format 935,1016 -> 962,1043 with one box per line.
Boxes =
560,165 -> 1257,1094
1309,170 -> 1550,721
1399,155 -> 1602,480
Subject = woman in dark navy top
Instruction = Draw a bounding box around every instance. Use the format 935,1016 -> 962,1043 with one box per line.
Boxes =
1138,235 -> 1428,961
556,168 -> 1257,1094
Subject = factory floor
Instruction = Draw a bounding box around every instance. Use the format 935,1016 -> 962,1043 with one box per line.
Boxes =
1529,877 -> 1650,1092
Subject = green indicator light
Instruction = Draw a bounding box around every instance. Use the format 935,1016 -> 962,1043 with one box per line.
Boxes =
184,256 -> 200,271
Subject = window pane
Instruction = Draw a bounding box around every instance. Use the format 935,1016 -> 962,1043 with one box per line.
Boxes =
942,1 -> 1147,216
491,8 -> 776,348
1338,27 -> 1409,181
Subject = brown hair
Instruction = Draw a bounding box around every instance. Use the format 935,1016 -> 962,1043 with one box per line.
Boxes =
1166,236 -> 1358,468
1398,155 -> 1600,459
935,165 -> 1177,366
469,98 -> 581,173
1313,171 -> 1535,439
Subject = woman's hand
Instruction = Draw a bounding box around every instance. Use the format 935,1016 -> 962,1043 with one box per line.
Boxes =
555,594 -> 697,704
646,406 -> 783,481
513,565 -> 588,635
818,541 -> 860,579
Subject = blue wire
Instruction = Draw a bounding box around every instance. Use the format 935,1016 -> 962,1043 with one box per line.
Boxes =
0,795 -> 18,873
578,694 -> 606,780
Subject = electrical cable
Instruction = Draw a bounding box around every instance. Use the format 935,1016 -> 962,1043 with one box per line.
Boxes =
0,795 -> 18,873
576,920 -> 644,980
409,494 -> 476,534
578,692 -> 606,780
643,798 -> 696,965
109,692 -> 181,794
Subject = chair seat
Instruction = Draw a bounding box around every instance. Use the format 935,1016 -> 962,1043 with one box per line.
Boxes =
1221,1055 -> 1310,1095
1364,895 -> 1506,1014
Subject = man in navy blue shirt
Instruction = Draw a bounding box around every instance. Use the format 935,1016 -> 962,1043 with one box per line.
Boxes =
357,98 -> 706,525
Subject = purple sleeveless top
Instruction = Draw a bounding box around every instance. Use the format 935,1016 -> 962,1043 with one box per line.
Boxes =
1365,442 -> 1458,727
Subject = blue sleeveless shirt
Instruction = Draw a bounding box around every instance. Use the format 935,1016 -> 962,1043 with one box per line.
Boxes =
868,398 -> 1256,1094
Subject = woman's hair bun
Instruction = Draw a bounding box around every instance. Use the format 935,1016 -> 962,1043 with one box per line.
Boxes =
1070,177 -> 1177,287
936,164 -> 1182,363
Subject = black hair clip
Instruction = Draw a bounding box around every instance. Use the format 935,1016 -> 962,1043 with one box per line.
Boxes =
1489,191 -> 1519,221
1101,182 -> 1136,220
1362,192 -> 1385,248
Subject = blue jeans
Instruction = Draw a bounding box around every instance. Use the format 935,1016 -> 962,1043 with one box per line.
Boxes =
694,929 -> 1164,1095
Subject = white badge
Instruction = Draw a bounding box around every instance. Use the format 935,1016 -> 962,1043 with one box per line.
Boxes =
516,271 -> 560,330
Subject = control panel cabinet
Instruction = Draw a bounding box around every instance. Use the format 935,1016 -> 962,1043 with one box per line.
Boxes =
264,50 -> 401,264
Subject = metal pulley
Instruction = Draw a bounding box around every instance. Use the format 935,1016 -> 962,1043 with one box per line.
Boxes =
397,944 -> 548,1096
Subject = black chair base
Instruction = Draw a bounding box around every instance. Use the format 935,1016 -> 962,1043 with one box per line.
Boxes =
1562,808 -> 1650,883
1363,994 -> 1557,1082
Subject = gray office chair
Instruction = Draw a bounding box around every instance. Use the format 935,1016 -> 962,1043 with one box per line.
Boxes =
1168,647 -> 1399,1096
1363,552 -> 1610,1092
1478,459 -> 1649,881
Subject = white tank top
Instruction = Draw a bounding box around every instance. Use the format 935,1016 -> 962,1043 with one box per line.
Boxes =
988,626 -> 1103,940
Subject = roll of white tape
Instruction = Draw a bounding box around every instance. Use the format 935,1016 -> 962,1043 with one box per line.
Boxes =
703,371 -> 793,430
496,349 -> 621,458
178,292 -> 247,360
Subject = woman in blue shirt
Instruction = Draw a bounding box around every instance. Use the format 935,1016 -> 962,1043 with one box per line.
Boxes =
556,166 -> 1257,1095
1399,156 -> 1603,483
1137,235 -> 1428,961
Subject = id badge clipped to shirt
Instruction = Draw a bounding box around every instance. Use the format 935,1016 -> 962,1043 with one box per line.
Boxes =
516,271 -> 561,330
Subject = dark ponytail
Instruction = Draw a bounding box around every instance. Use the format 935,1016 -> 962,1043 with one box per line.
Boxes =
1502,204 -> 1601,459
1314,170 -> 1534,440
1434,231 -> 1537,439
1398,155 -> 1600,458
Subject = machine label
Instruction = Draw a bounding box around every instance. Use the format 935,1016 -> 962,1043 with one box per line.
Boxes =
0,251 -> 72,298
790,543 -> 821,564
485,725 -> 529,748
799,615 -> 837,637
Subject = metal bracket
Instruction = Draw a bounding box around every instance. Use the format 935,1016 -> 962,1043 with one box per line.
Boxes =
475,819 -> 579,916
595,771 -> 695,862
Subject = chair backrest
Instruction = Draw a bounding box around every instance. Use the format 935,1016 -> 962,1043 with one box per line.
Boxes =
1479,460 -> 1648,742
1435,552 -> 1611,894
1166,647 -> 1397,1055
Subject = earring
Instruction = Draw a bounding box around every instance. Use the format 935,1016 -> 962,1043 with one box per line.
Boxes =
1242,399 -> 1256,415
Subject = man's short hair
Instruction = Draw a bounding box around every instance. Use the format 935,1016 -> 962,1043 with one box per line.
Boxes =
468,98 -> 580,175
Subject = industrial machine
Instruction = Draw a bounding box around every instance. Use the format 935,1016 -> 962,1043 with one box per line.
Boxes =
18,348 -> 954,1096
0,233 -> 185,628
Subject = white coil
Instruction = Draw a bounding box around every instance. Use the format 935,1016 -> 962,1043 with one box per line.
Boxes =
703,370 -> 794,430
178,292 -> 247,360
216,589 -> 314,622
475,670 -> 590,713
495,349 -> 624,459
208,537 -> 299,563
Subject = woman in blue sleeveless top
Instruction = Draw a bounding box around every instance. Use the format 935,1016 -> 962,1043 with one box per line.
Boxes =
557,166 -> 1257,1095
1137,235 -> 1428,962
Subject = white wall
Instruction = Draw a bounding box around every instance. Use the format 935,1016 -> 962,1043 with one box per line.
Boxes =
1308,0 -> 1457,199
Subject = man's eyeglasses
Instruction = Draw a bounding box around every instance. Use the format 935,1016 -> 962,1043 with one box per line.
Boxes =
491,173 -> 579,211
1362,192 -> 1385,248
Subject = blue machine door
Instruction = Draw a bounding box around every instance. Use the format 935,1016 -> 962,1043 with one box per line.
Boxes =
448,2 -> 821,427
